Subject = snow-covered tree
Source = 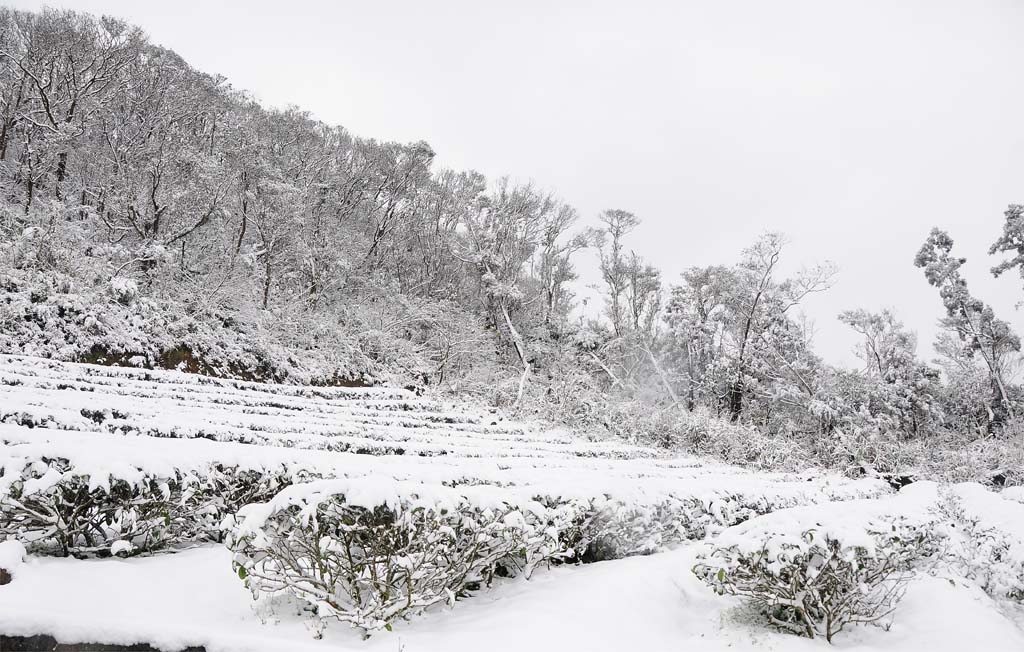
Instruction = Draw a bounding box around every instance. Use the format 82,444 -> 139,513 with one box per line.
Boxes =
837,309 -> 941,438
915,228 -> 1019,427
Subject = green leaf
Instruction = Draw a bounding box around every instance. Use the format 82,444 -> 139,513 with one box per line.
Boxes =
384,623 -> 392,632
237,565 -> 247,580
717,569 -> 725,582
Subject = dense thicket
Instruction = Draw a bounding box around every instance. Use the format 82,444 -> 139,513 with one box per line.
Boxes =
0,8 -> 1020,482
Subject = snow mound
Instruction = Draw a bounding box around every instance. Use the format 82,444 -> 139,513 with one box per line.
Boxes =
0,540 -> 25,579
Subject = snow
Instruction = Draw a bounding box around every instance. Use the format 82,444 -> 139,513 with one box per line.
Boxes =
941,482 -> 1024,601
0,540 -> 26,578
950,482 -> 1024,554
3,354 -> 1023,650
0,354 -> 888,509
0,422 -> 885,511
711,481 -> 942,557
1,543 -> 1021,652
1004,486 -> 1024,504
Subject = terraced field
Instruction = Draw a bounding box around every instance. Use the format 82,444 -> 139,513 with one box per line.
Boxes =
6,355 -> 1021,651
0,354 -> 886,522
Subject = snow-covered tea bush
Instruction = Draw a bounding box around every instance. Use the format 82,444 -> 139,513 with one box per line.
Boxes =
226,480 -> 573,635
0,457 -> 189,556
0,455 -> 297,556
559,491 -> 788,562
936,484 -> 1024,602
566,492 -> 794,560
695,520 -> 934,642
224,473 -> 889,637
551,496 -> 702,562
539,500 -> 691,562
693,488 -> 940,643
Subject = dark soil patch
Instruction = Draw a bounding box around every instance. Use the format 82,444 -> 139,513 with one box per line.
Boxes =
0,635 -> 205,651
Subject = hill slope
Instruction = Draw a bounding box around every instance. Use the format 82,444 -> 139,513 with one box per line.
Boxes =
1,355 -> 1022,650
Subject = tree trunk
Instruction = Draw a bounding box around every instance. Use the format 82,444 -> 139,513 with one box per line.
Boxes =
236,173 -> 249,253
499,301 -> 530,409
262,256 -> 272,309
728,376 -> 744,422
55,151 -> 67,200
990,376 -> 1011,428
589,352 -> 623,389
0,119 -> 10,162
24,174 -> 33,214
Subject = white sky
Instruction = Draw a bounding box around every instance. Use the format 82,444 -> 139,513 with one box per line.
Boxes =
17,0 -> 1024,365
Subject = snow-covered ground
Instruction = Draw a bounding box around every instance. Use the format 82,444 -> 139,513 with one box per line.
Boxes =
2,543 -> 1022,652
1,355 -> 1023,651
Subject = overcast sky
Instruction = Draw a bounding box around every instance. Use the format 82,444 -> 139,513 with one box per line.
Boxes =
14,0 -> 1024,365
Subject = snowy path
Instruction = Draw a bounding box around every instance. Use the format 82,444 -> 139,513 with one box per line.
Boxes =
1,544 -> 1021,652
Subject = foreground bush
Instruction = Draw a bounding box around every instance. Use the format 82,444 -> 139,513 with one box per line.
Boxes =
226,480 -> 574,634
694,504 -> 937,642
222,474 -> 889,636
0,456 -> 297,556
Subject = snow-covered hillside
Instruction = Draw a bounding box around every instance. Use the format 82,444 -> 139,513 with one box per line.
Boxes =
0,354 -> 886,523
1,355 -> 1022,651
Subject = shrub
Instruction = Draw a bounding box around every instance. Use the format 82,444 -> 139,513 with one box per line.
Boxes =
555,497 -> 697,562
694,519 -> 935,642
224,475 -> 891,637
0,456 -> 297,556
918,435 -> 1024,486
226,480 -> 573,635
935,484 -> 1024,602
554,483 -> 887,565
0,458 -> 191,556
